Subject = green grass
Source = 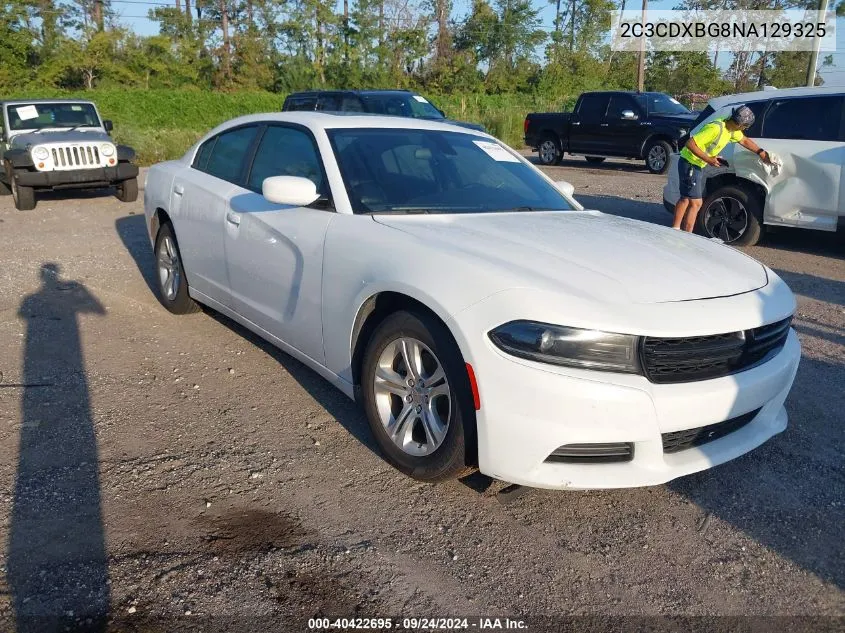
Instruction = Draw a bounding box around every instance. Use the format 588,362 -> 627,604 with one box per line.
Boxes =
7,89 -> 571,164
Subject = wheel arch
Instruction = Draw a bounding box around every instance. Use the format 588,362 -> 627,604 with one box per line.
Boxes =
640,133 -> 675,158
149,207 -> 172,243
349,289 -> 479,467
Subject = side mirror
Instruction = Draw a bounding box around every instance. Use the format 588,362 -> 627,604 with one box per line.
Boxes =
555,180 -> 575,197
621,110 -> 638,120
103,119 -> 113,132
262,175 -> 320,207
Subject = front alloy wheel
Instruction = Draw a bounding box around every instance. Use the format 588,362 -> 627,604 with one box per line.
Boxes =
702,196 -> 749,244
373,336 -> 451,457
154,223 -> 200,314
361,310 -> 475,482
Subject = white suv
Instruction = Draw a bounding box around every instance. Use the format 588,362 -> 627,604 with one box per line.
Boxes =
663,86 -> 845,245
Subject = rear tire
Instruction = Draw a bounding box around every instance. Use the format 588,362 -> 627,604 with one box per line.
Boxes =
585,156 -> 606,164
116,177 -> 138,203
154,223 -> 201,314
361,310 -> 476,482
0,178 -> 10,196
645,139 -> 672,174
697,184 -> 764,246
537,134 -> 562,166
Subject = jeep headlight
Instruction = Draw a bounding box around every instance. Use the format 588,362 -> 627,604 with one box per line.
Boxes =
32,146 -> 49,161
489,321 -> 641,373
100,143 -> 115,156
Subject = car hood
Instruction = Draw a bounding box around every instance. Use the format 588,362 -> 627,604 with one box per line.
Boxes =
10,130 -> 111,148
373,211 -> 768,305
649,113 -> 697,127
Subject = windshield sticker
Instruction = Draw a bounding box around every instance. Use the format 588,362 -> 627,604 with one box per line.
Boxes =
413,95 -> 428,103
71,105 -> 83,111
15,105 -> 39,121
669,98 -> 681,105
473,140 -> 520,163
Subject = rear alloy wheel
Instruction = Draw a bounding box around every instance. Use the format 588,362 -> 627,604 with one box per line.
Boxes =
154,223 -> 201,314
699,184 -> 763,246
645,139 -> 672,174
361,310 -> 475,482
538,135 -> 561,166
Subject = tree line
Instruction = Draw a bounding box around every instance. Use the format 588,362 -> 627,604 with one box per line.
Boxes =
0,0 -> 839,102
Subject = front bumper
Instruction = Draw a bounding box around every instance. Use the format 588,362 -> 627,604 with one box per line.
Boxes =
16,163 -> 139,190
448,284 -> 801,490
472,332 -> 799,490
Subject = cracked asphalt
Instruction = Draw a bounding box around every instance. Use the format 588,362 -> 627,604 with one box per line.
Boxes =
0,156 -> 842,632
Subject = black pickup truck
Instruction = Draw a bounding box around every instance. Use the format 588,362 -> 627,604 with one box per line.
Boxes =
524,91 -> 697,173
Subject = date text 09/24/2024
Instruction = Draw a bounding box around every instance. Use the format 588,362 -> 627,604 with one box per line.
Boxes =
307,617 -> 529,630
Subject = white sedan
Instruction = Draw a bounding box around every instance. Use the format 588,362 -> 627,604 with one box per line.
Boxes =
143,112 -> 800,490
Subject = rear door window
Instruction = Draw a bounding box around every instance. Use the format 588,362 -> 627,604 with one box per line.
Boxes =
761,96 -> 844,141
577,94 -> 611,124
285,96 -> 317,111
316,94 -> 342,111
203,125 -> 259,184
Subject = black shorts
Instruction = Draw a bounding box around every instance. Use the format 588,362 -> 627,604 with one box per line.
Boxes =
678,158 -> 704,199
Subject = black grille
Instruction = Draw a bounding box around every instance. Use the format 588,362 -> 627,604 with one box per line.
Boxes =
545,443 -> 633,464
641,317 -> 792,384
662,408 -> 761,454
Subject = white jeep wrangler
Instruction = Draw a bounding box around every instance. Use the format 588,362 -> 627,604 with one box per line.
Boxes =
0,99 -> 139,210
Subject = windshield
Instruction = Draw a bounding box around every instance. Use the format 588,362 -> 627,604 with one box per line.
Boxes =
360,94 -> 445,120
644,94 -> 691,116
328,128 -> 575,215
6,102 -> 101,131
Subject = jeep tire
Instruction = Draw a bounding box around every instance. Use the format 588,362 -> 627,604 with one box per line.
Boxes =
11,178 -> 36,211
116,177 -> 138,203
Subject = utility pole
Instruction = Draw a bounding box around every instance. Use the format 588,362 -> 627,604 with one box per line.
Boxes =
220,0 -> 231,82
636,0 -> 647,91
807,0 -> 829,87
185,0 -> 192,24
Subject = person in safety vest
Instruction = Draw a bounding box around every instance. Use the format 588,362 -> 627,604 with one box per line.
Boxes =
673,105 -> 773,232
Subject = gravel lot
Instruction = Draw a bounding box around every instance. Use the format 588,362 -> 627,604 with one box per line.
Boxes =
0,156 -> 842,632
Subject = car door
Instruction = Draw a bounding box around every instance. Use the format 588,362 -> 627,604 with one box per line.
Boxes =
733,95 -> 845,231
169,124 -> 260,306
604,94 -> 643,156
223,123 -> 334,364
569,93 -> 611,155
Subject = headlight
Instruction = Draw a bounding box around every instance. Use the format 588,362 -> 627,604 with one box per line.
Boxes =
100,143 -> 115,156
488,321 -> 641,373
32,146 -> 49,161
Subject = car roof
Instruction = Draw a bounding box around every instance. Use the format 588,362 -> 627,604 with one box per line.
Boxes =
193,112 -> 487,150
286,89 -> 415,97
707,86 -> 845,109
2,98 -> 96,106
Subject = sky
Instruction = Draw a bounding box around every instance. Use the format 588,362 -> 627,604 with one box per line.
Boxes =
110,0 -> 845,86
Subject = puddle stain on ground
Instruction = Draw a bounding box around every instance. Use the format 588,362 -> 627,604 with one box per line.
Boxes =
194,508 -> 308,555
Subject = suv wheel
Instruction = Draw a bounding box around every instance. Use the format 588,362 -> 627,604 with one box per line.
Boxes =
116,177 -> 138,203
645,139 -> 672,174
698,184 -> 763,246
11,177 -> 36,211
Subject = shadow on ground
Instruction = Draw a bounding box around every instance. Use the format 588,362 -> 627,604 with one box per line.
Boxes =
6,263 -> 110,632
526,155 -> 650,174
115,214 -> 158,297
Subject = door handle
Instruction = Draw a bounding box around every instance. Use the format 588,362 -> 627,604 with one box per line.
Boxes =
226,211 -> 241,227
600,123 -> 609,127
173,185 -> 184,195
572,121 -> 581,126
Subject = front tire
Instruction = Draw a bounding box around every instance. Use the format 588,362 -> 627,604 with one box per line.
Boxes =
537,134 -> 562,166
11,177 -> 36,211
154,223 -> 201,314
645,139 -> 672,174
116,177 -> 138,203
697,184 -> 764,246
361,310 -> 476,482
